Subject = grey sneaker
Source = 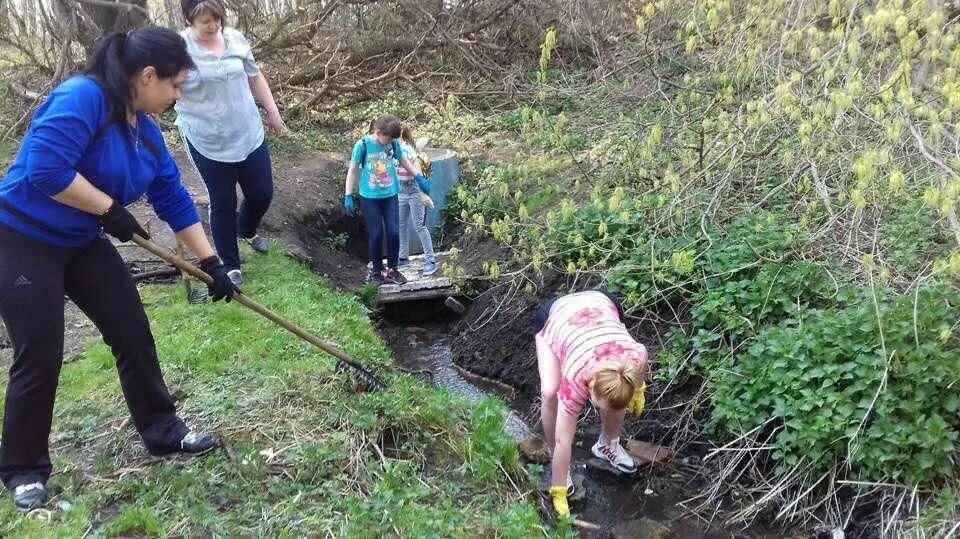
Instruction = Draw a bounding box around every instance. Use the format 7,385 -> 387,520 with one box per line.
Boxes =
422,259 -> 439,276
243,235 -> 269,254
397,257 -> 410,267
11,482 -> 46,511
227,269 -> 243,287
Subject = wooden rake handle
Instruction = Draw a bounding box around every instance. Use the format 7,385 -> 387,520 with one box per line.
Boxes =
130,234 -> 379,379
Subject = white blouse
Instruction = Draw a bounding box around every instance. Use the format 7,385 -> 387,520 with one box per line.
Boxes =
175,27 -> 265,163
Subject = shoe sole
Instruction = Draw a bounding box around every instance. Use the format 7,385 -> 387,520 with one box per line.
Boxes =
591,445 -> 638,473
181,444 -> 218,457
15,502 -> 45,512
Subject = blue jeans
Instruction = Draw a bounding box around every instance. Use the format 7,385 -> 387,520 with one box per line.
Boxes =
360,195 -> 399,271
398,181 -> 435,262
187,140 -> 274,271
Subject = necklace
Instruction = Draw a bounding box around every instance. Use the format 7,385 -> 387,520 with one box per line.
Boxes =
128,119 -> 140,154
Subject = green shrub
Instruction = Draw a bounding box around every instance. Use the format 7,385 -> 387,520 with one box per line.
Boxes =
711,285 -> 960,486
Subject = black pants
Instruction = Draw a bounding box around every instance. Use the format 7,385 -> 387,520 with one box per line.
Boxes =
187,139 -> 274,272
0,225 -> 186,489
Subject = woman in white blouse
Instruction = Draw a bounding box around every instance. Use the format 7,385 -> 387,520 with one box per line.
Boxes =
175,0 -> 286,287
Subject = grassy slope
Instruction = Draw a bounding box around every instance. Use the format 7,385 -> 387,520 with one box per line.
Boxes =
0,247 -> 544,537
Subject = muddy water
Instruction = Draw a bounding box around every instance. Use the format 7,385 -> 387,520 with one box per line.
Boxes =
399,337 -> 533,440
388,322 -> 779,538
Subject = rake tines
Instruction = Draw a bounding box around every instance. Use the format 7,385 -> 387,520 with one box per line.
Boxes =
335,360 -> 387,392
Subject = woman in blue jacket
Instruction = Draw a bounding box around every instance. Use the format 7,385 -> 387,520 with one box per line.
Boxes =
0,27 -> 236,511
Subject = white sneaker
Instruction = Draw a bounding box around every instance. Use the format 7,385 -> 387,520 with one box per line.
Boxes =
227,269 -> 243,287
591,437 -> 637,473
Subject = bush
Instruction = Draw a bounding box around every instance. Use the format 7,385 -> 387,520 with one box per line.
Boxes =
711,285 -> 960,486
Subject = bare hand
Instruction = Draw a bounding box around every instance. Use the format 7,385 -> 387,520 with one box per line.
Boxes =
266,112 -> 288,137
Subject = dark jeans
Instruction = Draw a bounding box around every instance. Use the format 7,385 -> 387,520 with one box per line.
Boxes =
0,225 -> 187,489
360,195 -> 400,271
188,140 -> 274,271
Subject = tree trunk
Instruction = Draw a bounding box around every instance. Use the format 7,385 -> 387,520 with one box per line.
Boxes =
76,0 -> 150,54
164,0 -> 184,28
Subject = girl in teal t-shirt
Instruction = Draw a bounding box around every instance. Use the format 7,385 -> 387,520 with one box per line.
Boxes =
343,115 -> 429,285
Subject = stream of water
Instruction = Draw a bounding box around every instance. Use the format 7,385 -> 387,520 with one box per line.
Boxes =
387,321 -> 781,538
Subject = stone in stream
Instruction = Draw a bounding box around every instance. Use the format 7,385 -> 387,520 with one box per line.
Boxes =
625,439 -> 673,466
611,517 -> 673,539
444,296 -> 466,314
518,435 -> 550,464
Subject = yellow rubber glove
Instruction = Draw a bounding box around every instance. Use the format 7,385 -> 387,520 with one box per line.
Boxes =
626,382 -> 646,415
549,486 -> 570,517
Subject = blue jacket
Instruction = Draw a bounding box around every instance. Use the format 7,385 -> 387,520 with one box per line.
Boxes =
0,76 -> 199,247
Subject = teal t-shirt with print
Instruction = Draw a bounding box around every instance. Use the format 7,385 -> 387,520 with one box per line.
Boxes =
351,135 -> 401,199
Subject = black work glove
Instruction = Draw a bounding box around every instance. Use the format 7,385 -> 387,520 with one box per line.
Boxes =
99,201 -> 149,242
198,256 -> 237,302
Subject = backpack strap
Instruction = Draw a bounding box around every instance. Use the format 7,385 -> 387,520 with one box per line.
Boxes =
358,138 -> 402,167
358,139 -> 367,168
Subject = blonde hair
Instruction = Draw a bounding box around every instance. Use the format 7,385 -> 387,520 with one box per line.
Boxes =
400,123 -> 416,146
592,360 -> 644,409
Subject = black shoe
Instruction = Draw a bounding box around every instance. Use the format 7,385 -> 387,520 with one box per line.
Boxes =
180,431 -> 218,455
367,268 -> 385,285
11,482 -> 46,511
382,267 -> 407,285
243,235 -> 269,254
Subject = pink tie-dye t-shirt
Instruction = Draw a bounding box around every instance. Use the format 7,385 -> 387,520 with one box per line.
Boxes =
537,291 -> 647,416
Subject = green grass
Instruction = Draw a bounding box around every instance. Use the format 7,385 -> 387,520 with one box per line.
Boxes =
0,137 -> 16,172
0,247 -> 544,537
268,127 -> 351,157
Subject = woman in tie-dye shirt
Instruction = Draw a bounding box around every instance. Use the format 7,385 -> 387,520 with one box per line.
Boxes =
533,290 -> 648,517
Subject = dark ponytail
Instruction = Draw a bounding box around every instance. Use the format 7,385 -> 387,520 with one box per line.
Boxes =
84,26 -> 195,124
